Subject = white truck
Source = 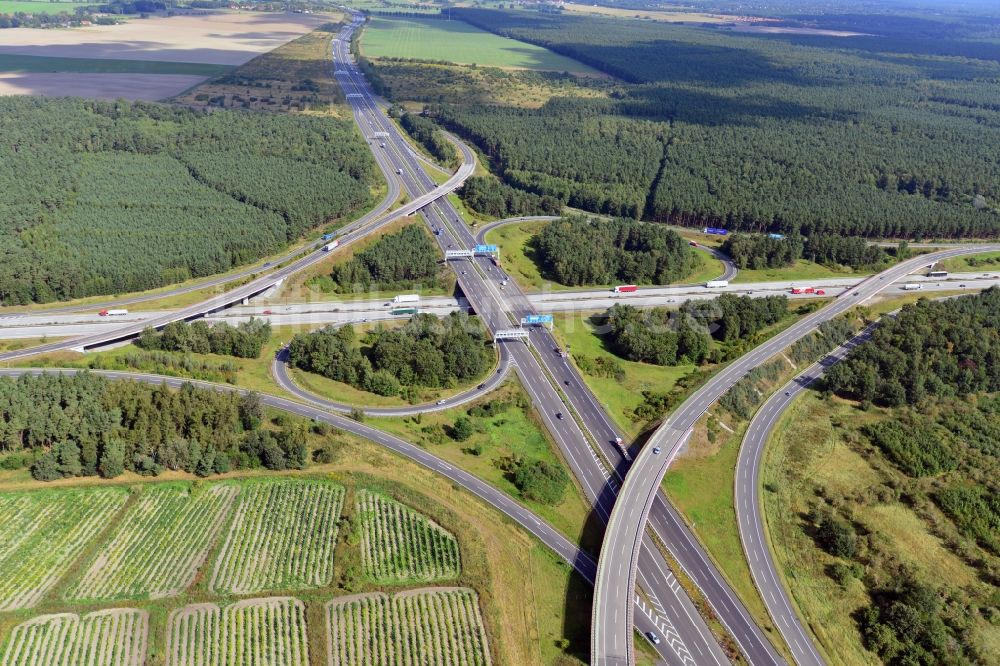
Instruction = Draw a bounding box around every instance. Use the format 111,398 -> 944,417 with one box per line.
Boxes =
392,294 -> 420,305
901,283 -> 923,291
323,240 -> 340,252
98,309 -> 128,316
705,280 -> 729,288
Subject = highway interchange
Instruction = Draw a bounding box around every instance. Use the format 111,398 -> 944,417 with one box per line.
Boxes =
1,10 -> 999,666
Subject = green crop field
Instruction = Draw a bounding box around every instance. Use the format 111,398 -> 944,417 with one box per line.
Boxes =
0,1 -> 86,14
0,53 -> 230,76
167,597 -> 309,666
326,588 -> 490,665
0,608 -> 148,666
361,17 -> 600,74
210,480 -> 345,595
67,482 -> 237,602
356,490 -> 461,584
0,487 -> 129,611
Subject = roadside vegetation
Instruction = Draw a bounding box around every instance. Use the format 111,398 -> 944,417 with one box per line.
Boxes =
316,224 -> 443,294
174,22 -> 348,114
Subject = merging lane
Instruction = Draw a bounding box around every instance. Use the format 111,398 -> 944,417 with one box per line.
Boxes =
593,244 -> 1000,665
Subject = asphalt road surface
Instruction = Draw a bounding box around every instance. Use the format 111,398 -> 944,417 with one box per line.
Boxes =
592,244 -> 1000,666
331,15 -> 721,664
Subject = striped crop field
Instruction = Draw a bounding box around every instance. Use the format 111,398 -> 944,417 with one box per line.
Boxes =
0,488 -> 129,611
326,587 -> 492,665
167,597 -> 309,666
67,482 -> 238,602
0,608 -> 148,666
356,490 -> 461,583
210,479 -> 346,594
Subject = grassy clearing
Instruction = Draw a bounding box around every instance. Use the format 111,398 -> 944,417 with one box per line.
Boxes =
485,219 -> 725,292
361,16 -> 600,74
732,259 -> 870,284
939,250 -> 1000,273
376,378 -> 595,550
0,1 -> 84,13
0,53 -> 230,76
762,391 -> 999,665
562,2 -> 734,24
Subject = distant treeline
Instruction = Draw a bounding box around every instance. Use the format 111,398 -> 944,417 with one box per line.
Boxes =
427,9 -> 1000,239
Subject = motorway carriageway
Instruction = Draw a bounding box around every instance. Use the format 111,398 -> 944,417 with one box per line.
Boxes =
1,272 -> 995,341
592,243 -> 1000,666
330,15 -> 721,665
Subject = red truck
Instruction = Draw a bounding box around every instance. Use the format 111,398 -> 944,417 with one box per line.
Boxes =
791,287 -> 816,295
614,284 -> 638,294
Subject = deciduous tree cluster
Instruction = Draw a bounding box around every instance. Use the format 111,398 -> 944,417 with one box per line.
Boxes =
135,319 -> 271,359
331,225 -> 440,291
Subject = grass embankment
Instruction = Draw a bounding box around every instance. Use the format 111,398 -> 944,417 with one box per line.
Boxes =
484,219 -> 725,293
939,250 -> 1000,273
732,259 -> 870,284
361,16 -> 602,75
551,312 -> 694,438
377,377 -> 597,550
0,416 -> 595,665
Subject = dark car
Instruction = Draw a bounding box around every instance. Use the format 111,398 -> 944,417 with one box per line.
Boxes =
556,412 -> 564,420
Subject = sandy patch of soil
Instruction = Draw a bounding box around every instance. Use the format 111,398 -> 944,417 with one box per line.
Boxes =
0,71 -> 207,99
0,11 -> 333,65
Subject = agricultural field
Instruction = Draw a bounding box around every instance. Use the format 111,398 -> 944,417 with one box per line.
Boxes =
0,1 -> 84,14
326,588 -> 491,665
0,54 -> 228,77
0,488 -> 128,611
167,597 -> 309,666
0,608 -> 148,666
356,490 -> 461,584
0,12 -> 332,101
361,17 -> 600,74
210,480 -> 346,595
67,483 -> 237,602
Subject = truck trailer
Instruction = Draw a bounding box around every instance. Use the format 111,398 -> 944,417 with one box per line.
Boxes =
901,283 -> 923,291
98,309 -> 128,316
392,294 -> 420,305
705,280 -> 729,288
613,284 -> 638,294
323,240 -> 340,252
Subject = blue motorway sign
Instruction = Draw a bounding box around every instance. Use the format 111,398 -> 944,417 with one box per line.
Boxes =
474,244 -> 499,254
522,314 -> 553,325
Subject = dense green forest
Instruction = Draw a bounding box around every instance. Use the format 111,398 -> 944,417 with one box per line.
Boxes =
534,216 -> 695,286
0,97 -> 377,304
287,313 -> 492,397
605,294 -> 788,365
722,233 -> 889,270
795,290 -> 1000,665
825,288 -> 1000,406
135,318 -> 271,359
330,224 -> 441,292
0,373 -> 310,481
395,109 -> 456,166
458,176 -> 562,218
406,9 -> 1000,239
